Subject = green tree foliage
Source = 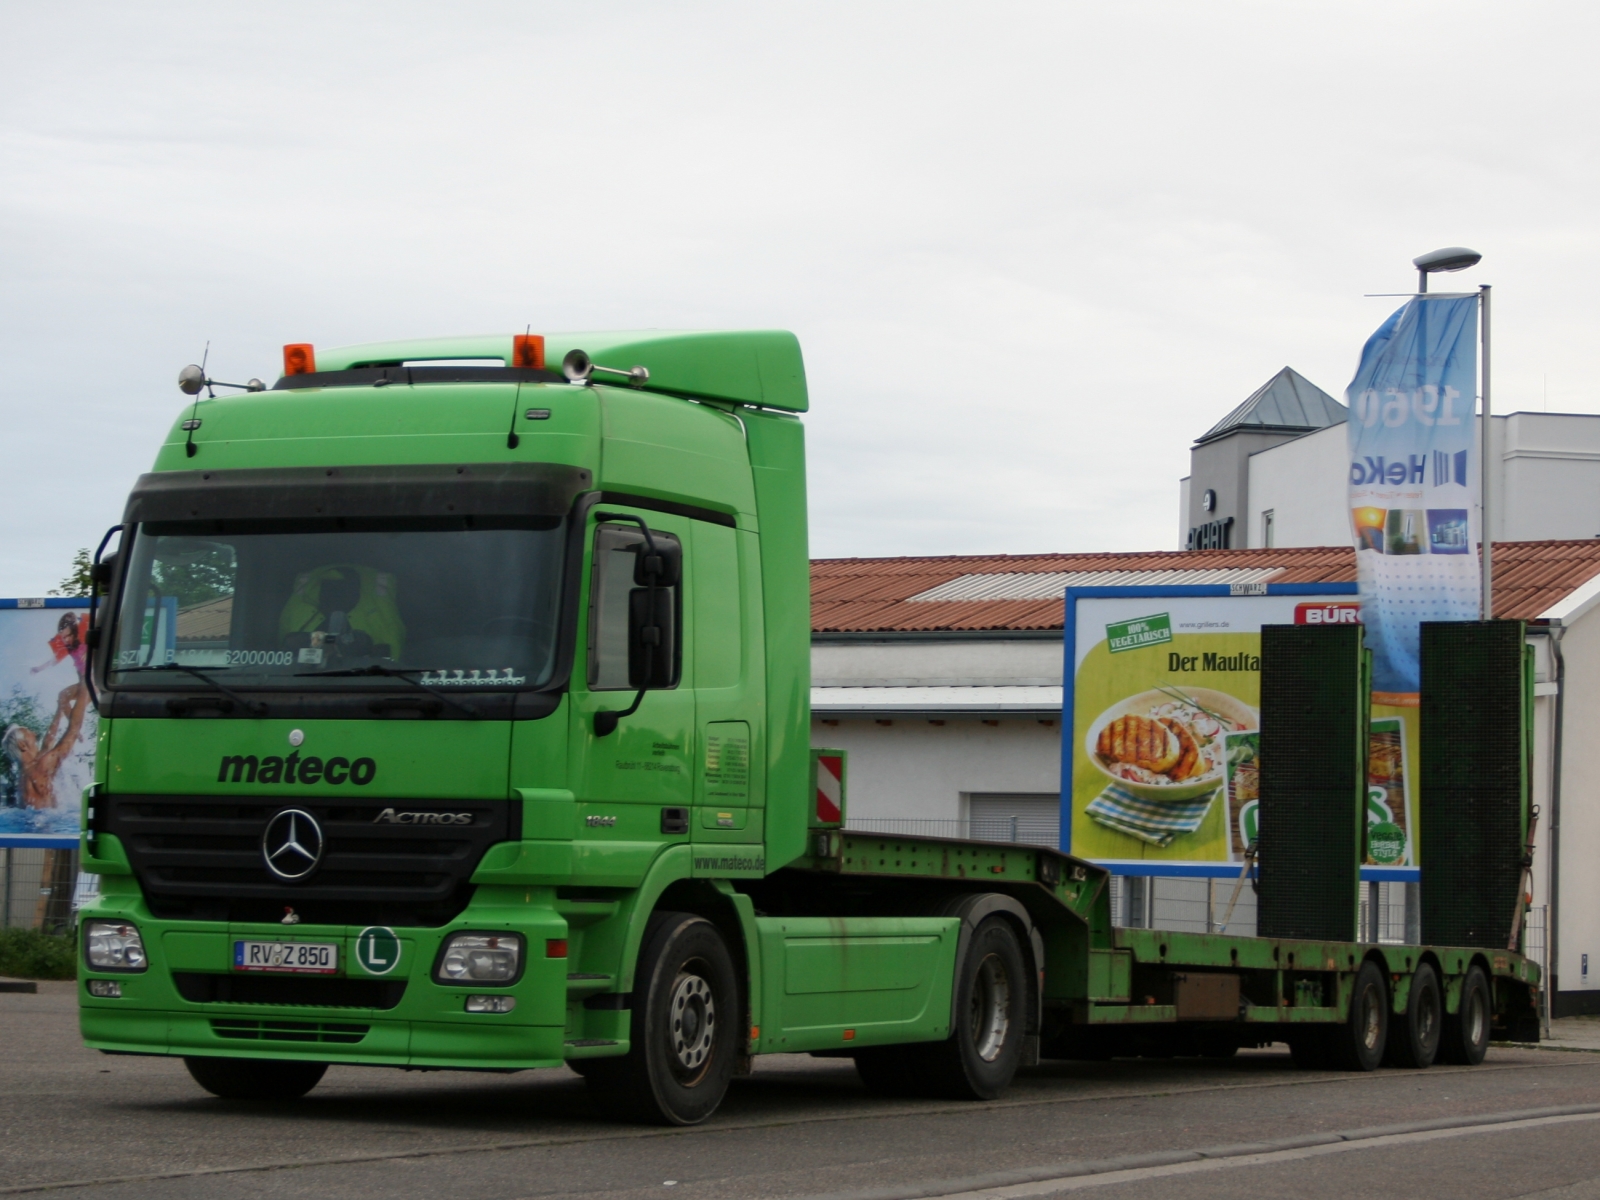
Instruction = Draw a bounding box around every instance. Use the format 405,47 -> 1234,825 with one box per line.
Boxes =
48,549 -> 92,598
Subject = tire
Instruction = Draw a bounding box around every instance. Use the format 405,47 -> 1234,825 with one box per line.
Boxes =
584,912 -> 740,1125
1330,960 -> 1388,1071
919,916 -> 1028,1100
1385,963 -> 1443,1069
1437,965 -> 1491,1066
183,1056 -> 327,1100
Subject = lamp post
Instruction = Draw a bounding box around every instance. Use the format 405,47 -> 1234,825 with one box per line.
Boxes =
1412,247 -> 1489,618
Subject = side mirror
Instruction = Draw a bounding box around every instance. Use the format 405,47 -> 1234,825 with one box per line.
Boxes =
627,588 -> 676,689
632,540 -> 681,587
90,551 -> 119,592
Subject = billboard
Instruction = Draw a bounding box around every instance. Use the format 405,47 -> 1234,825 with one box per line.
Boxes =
0,599 -> 96,848
1063,584 -> 1418,880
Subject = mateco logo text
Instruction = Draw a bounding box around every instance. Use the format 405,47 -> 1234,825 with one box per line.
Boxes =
218,754 -> 377,786
1106,613 -> 1172,654
373,808 -> 471,825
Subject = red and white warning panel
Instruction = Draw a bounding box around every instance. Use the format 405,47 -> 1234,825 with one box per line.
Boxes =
811,749 -> 847,829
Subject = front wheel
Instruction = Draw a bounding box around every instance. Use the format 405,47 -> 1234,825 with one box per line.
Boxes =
183,1056 -> 327,1100
584,912 -> 740,1125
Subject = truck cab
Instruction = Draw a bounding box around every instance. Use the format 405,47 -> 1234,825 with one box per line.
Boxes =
80,332 -> 843,1121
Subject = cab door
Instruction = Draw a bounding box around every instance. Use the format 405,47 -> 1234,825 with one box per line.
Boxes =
690,520 -> 765,867
567,513 -> 695,855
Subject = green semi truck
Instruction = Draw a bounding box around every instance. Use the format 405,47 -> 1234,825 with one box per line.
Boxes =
77,330 -> 1541,1124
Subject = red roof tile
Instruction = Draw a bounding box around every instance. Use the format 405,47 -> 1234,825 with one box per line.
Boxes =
810,541 -> 1600,632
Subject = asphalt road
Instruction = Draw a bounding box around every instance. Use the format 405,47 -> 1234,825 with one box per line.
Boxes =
9,982 -> 1600,1200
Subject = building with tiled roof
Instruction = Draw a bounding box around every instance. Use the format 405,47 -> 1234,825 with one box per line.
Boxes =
811,538 -> 1600,1019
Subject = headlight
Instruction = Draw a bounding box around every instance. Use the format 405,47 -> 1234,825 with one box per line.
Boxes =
436,933 -> 523,984
84,921 -> 147,972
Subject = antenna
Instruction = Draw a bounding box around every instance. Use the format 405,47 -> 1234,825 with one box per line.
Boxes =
507,324 -> 530,449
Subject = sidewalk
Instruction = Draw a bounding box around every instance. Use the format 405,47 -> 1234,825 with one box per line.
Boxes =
1533,1018 -> 1600,1052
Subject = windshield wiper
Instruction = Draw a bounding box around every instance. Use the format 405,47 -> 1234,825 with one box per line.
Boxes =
121,663 -> 267,716
294,664 -> 480,719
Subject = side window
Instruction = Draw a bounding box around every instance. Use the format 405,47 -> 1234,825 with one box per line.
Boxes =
588,523 -> 682,691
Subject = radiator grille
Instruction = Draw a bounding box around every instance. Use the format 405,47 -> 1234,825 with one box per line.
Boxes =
174,972 -> 407,1009
1420,620 -> 1528,949
103,794 -> 512,927
211,1018 -> 370,1044
1256,623 -> 1364,942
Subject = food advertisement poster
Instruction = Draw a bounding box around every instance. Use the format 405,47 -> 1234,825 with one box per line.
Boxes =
1063,585 -> 1418,878
0,600 -> 96,848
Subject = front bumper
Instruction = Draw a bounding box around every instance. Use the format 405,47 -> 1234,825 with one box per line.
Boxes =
78,890 -> 574,1069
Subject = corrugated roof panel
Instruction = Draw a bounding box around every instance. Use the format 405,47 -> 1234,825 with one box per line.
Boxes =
907,566 -> 1283,602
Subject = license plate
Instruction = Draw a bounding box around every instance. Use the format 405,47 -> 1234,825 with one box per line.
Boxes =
233,941 -> 339,974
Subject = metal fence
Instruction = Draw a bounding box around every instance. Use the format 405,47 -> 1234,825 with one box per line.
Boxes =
843,815 -> 1060,847
1,848 -> 85,933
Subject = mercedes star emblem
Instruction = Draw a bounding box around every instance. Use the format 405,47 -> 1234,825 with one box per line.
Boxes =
261,808 -> 325,881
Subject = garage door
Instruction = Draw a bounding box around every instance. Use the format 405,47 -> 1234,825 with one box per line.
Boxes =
968,793 -> 1060,848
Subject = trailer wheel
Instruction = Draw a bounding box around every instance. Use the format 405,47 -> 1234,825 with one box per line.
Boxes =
920,915 -> 1027,1100
1330,960 -> 1388,1071
584,912 -> 740,1126
1385,963 -> 1442,1069
183,1056 -> 326,1100
1437,965 -> 1491,1066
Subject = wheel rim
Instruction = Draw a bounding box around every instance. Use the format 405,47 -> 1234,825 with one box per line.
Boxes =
1466,987 -> 1486,1046
1360,984 -> 1382,1052
1417,980 -> 1439,1047
668,969 -> 716,1083
969,953 -> 1012,1063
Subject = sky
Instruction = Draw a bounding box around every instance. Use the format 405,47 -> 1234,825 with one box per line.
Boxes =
3,2 -> 1598,593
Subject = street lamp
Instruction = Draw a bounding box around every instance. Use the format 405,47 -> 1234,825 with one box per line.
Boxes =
1412,246 -> 1490,619
1413,246 -> 1483,293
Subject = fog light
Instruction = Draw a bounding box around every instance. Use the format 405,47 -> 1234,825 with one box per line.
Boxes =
465,994 -> 516,1014
436,933 -> 523,984
84,921 -> 146,971
87,979 -> 122,998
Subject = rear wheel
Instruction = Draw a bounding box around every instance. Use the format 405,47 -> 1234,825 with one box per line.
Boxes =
1330,960 -> 1388,1071
584,913 -> 740,1125
1385,963 -> 1443,1069
918,916 -> 1028,1100
1437,966 -> 1491,1066
183,1056 -> 326,1100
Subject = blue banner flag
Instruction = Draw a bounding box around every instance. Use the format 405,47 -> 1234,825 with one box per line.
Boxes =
1346,296 -> 1479,697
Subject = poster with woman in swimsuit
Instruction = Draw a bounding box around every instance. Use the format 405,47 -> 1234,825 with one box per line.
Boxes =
0,605 -> 97,841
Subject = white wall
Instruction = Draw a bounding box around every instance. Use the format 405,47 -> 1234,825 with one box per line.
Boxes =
1552,608 -> 1600,1002
812,639 -> 1062,687
810,716 -> 1061,824
1499,413 -> 1600,542
1245,422 -> 1350,548
1236,411 -> 1600,550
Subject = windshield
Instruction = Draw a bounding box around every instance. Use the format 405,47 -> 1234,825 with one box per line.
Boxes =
108,517 -> 566,690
